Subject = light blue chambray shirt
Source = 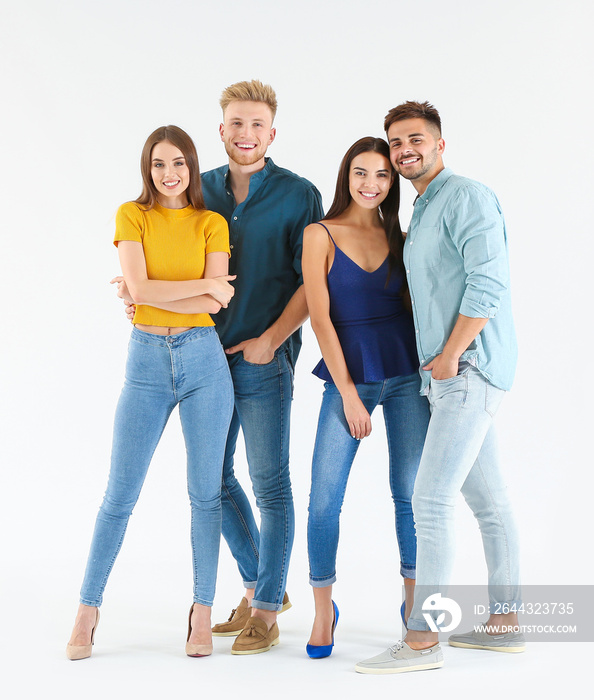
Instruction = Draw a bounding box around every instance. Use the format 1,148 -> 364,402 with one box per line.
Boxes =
403,168 -> 517,393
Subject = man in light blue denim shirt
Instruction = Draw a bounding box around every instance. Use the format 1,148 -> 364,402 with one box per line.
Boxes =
356,102 -> 523,675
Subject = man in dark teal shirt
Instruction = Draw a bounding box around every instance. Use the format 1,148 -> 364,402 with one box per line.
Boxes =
201,80 -> 323,654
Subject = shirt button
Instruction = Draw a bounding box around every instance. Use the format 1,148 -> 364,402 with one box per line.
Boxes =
230,245 -> 234,249
406,269 -> 410,274
409,241 -> 413,245
233,216 -> 238,220
226,191 -> 231,195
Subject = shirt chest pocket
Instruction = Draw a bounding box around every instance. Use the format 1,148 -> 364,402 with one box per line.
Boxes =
409,226 -> 442,269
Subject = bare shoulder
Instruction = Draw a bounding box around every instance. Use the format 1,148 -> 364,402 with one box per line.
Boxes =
304,221 -> 330,245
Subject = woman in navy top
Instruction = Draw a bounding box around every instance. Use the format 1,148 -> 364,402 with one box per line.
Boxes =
302,137 -> 430,658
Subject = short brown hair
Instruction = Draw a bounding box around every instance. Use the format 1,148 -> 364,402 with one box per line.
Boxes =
219,79 -> 278,120
384,101 -> 442,136
135,125 -> 205,211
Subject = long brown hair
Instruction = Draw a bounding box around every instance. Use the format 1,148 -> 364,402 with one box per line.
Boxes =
135,125 -> 205,210
325,137 -> 404,279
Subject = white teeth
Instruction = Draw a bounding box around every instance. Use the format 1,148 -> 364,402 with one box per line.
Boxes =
360,192 -> 378,198
163,181 -> 179,187
401,157 -> 419,165
237,143 -> 256,149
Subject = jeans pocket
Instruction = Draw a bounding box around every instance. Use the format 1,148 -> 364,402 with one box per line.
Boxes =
430,373 -> 461,385
429,368 -> 469,408
241,352 -> 278,368
430,360 -> 472,384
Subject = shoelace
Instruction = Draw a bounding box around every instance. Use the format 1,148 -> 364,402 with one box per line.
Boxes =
389,640 -> 404,653
226,608 -> 237,622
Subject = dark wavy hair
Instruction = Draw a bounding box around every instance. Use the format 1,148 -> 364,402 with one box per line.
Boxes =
135,125 -> 205,210
325,137 -> 404,282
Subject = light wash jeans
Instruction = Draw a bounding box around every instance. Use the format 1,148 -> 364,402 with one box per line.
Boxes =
307,373 -> 430,586
80,326 -> 234,608
219,343 -> 295,612
407,364 -> 521,631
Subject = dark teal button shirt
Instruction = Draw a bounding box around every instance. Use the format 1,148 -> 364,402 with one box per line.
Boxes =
201,158 -> 323,366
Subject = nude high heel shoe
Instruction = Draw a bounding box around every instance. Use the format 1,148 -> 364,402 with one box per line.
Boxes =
185,605 -> 213,657
66,608 -> 100,661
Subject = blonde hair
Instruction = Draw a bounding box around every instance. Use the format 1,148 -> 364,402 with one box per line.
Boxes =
219,79 -> 278,120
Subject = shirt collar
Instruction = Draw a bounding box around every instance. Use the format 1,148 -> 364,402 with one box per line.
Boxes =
414,167 -> 453,205
223,157 -> 274,187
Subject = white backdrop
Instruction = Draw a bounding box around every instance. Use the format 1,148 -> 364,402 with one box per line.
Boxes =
1,1 -> 592,697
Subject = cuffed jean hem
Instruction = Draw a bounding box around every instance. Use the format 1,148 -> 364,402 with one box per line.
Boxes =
401,566 -> 416,579
310,574 -> 337,588
406,617 -> 433,632
193,598 -> 214,607
79,598 -> 101,608
252,599 -> 284,612
242,581 -> 257,589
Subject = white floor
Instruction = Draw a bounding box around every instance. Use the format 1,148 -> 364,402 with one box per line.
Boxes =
5,580 -> 588,700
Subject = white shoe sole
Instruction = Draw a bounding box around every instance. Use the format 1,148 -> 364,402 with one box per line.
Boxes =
231,636 -> 280,655
449,640 -> 525,653
354,660 -> 444,674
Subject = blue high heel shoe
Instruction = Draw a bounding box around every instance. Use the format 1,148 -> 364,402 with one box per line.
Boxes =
306,601 -> 339,659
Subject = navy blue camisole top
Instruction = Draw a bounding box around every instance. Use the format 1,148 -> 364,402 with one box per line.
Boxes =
312,223 -> 420,384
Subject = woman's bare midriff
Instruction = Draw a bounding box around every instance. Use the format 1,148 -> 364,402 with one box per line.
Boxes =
135,323 -> 193,336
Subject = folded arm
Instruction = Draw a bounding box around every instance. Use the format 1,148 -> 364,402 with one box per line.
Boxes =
115,245 -> 234,315
116,241 -> 235,308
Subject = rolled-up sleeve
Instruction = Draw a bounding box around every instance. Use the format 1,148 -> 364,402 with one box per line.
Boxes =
446,185 -> 510,319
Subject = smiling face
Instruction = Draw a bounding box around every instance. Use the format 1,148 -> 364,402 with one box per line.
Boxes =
219,100 -> 276,168
387,117 -> 445,192
150,140 -> 190,208
348,151 -> 394,209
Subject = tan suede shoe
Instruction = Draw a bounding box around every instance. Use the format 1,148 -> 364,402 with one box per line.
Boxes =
212,592 -> 291,637
231,617 -> 280,655
280,591 -> 292,613
212,596 -> 251,637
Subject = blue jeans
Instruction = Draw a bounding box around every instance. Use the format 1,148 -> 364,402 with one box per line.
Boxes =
307,373 -> 430,586
407,365 -> 521,631
80,326 -> 234,608
219,344 -> 295,612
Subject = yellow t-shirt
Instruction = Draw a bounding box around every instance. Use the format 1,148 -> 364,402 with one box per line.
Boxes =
114,201 -> 230,327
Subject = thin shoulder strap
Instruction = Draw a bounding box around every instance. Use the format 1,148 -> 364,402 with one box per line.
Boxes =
313,221 -> 336,246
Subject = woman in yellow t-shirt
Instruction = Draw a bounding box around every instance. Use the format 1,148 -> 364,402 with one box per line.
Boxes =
67,126 -> 235,660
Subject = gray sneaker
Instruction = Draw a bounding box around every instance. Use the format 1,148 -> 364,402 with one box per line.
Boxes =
355,640 -> 444,674
448,628 -> 526,653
